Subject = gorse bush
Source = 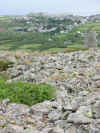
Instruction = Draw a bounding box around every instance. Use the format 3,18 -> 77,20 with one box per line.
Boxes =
0,80 -> 56,106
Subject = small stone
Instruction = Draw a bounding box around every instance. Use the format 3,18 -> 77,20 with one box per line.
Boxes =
49,126 -> 64,133
92,75 -> 100,81
2,99 -> 10,105
65,126 -> 77,133
48,111 -> 62,121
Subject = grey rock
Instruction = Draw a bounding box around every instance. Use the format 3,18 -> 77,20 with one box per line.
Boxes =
65,126 -> 77,133
71,100 -> 80,111
49,126 -> 64,133
1,124 -> 23,133
92,75 -> 100,81
24,128 -> 39,133
6,103 -> 29,115
79,91 -> 89,96
77,105 -> 93,118
67,113 -> 91,124
48,110 -> 62,121
2,49 -> 100,132
2,99 -> 10,105
92,101 -> 100,119
29,101 -> 51,116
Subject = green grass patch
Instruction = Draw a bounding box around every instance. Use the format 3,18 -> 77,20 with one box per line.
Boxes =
0,20 -> 99,52
44,46 -> 88,53
0,74 -> 9,81
0,80 -> 56,106
75,22 -> 100,32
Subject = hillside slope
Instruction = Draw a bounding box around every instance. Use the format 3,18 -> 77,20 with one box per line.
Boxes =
0,14 -> 100,52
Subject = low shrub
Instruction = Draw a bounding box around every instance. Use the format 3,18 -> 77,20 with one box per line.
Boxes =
0,80 -> 56,106
0,61 -> 14,71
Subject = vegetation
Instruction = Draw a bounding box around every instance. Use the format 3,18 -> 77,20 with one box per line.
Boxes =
0,15 -> 100,52
0,14 -> 100,107
0,61 -> 14,71
0,78 -> 56,106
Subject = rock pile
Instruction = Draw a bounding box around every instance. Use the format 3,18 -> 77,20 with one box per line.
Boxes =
0,49 -> 100,132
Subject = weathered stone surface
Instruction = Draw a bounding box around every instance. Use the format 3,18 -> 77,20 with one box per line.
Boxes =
48,110 -> 62,121
49,126 -> 64,133
67,113 -> 91,124
29,101 -> 51,115
1,50 -> 100,132
92,101 -> 100,119
65,126 -> 77,133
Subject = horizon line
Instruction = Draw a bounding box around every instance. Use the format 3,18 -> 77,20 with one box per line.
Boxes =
0,11 -> 100,17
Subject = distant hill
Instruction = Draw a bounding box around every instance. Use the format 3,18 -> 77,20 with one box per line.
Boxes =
0,13 -> 100,52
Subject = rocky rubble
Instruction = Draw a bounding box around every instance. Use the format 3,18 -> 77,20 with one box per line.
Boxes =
0,49 -> 100,132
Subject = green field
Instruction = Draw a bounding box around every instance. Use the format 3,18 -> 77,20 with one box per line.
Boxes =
0,16 -> 100,53
75,22 -> 100,33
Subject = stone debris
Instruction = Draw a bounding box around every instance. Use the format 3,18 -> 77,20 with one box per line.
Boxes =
0,49 -> 100,132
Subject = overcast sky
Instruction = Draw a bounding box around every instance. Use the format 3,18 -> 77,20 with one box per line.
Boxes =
0,0 -> 100,16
